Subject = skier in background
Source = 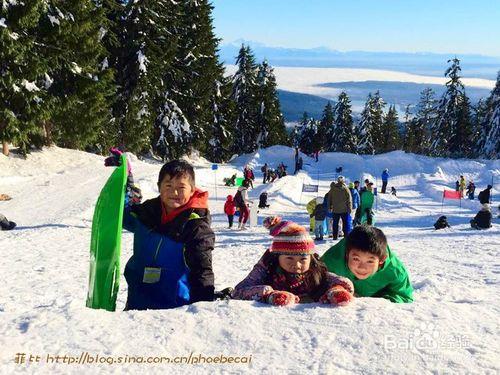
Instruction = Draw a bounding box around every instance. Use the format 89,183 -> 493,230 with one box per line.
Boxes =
466,181 -> 476,200
459,175 -> 466,198
381,169 -> 389,194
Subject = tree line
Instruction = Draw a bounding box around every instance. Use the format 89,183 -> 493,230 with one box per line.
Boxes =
292,58 -> 499,159
1,1 -> 287,162
2,2 -> 497,161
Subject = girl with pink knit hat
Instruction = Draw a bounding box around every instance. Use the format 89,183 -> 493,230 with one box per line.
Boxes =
231,216 -> 354,306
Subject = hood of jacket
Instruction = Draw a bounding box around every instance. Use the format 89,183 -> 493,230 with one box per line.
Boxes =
161,188 -> 209,224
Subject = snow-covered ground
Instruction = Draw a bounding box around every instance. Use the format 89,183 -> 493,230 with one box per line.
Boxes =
224,65 -> 496,100
1,146 -> 499,374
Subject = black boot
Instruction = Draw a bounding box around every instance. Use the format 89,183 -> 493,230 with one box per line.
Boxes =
214,287 -> 234,301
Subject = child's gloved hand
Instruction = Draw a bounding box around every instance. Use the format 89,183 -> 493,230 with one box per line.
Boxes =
104,147 -> 123,167
320,286 -> 353,306
266,291 -> 300,306
105,147 -> 134,179
126,175 -> 142,206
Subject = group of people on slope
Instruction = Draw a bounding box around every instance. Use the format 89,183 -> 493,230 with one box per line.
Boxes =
224,179 -> 252,230
308,177 -> 377,241
436,182 -> 494,230
261,162 -> 287,184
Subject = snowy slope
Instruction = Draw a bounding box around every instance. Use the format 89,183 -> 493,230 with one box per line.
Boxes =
1,146 -> 499,374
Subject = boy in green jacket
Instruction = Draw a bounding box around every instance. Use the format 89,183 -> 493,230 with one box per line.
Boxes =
320,225 -> 413,303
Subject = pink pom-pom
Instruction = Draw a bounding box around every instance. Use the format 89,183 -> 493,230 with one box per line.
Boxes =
263,215 -> 282,229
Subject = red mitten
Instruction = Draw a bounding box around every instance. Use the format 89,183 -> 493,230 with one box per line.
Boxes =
321,286 -> 353,306
266,291 -> 300,306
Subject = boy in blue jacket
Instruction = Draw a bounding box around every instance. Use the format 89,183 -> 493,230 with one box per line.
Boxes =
120,157 -> 215,310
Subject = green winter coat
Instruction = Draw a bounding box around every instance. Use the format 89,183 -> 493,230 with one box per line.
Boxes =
306,198 -> 317,231
320,239 -> 414,303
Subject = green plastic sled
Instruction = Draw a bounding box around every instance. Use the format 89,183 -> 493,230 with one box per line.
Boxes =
86,155 -> 127,311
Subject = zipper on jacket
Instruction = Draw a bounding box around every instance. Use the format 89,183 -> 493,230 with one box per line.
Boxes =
152,238 -> 164,265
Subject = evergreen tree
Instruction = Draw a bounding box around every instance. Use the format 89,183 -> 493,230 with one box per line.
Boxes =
38,1 -> 116,151
381,105 -> 400,152
97,0 -> 125,151
155,94 -> 191,161
320,101 -> 335,151
481,71 -> 500,158
451,94 -> 473,157
0,1 -> 49,155
231,44 -> 258,154
332,92 -> 356,153
413,87 -> 437,154
206,77 -> 234,162
299,116 -> 319,155
170,0 -> 225,154
116,0 -> 179,154
402,105 -> 417,153
356,94 -> 376,155
290,112 -> 307,148
371,91 -> 386,153
471,98 -> 488,157
255,60 -> 287,148
430,58 -> 472,157
98,0 -> 123,70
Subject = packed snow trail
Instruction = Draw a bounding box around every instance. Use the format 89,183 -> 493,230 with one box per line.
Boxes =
0,146 -> 499,374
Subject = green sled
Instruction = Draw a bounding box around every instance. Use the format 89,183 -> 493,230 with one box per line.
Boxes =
86,155 -> 127,311
236,177 -> 245,186
360,191 -> 376,225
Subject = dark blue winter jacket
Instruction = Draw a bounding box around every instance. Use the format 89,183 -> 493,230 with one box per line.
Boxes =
382,170 -> 389,182
123,195 -> 214,310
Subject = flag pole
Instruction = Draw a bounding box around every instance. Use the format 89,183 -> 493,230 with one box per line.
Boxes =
316,168 -> 320,199
491,174 -> 494,204
214,168 -> 218,202
300,178 -> 304,205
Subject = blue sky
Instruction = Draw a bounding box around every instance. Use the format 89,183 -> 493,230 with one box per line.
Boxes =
212,0 -> 500,56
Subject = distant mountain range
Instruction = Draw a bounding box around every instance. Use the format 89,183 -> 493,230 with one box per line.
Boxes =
220,39 -> 500,80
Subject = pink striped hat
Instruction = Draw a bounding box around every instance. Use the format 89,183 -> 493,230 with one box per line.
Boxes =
263,216 -> 315,256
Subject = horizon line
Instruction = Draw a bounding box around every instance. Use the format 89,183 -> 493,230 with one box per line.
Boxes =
220,39 -> 500,59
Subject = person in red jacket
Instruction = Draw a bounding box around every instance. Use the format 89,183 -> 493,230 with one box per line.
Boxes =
224,195 -> 237,228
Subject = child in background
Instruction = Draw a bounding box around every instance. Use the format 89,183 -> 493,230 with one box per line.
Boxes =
321,225 -> 413,303
434,215 -> 450,230
258,192 -> 270,209
234,179 -> 251,230
312,197 -> 327,241
231,216 -> 354,306
459,175 -> 466,198
470,203 -> 492,229
224,195 -> 236,228
0,213 -> 16,231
